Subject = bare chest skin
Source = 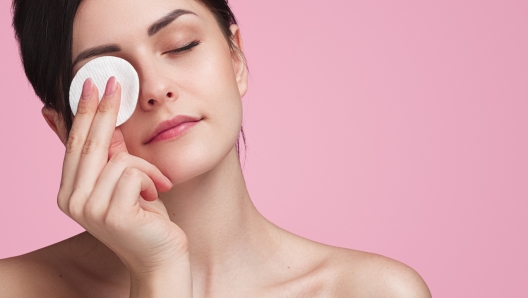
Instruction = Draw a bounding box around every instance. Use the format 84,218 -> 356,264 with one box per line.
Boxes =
0,231 -> 430,297
59,270 -> 335,298
28,275 -> 334,298
7,248 -> 338,298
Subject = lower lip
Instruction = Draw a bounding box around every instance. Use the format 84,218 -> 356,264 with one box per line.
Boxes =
147,120 -> 201,144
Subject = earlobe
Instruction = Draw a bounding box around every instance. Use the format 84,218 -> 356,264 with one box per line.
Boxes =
229,24 -> 248,98
42,106 -> 68,145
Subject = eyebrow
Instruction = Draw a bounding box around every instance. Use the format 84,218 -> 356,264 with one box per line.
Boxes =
72,9 -> 197,69
72,45 -> 121,68
148,9 -> 197,36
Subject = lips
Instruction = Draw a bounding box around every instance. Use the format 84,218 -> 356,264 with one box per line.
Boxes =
145,115 -> 202,144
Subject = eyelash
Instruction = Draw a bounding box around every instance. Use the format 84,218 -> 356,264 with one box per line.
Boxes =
165,40 -> 201,55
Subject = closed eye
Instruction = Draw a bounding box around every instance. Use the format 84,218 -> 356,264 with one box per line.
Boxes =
165,40 -> 201,55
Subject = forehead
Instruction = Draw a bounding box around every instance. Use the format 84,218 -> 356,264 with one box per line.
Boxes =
72,0 -> 210,57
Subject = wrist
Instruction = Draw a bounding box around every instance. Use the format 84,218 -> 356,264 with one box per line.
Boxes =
129,254 -> 192,298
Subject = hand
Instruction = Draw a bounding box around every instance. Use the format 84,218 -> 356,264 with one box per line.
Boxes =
57,77 -> 189,276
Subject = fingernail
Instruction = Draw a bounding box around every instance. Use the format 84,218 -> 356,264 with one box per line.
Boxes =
104,76 -> 118,96
165,176 -> 173,187
81,78 -> 93,100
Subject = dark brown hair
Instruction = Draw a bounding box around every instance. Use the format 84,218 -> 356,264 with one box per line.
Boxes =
11,0 -> 247,159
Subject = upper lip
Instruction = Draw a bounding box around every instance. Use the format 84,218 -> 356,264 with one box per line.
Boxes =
145,115 -> 202,144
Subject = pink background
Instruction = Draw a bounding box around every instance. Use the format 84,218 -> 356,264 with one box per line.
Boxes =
1,0 -> 527,296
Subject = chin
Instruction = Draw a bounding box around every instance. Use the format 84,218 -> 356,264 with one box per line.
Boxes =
129,115 -> 243,186
148,139 -> 236,186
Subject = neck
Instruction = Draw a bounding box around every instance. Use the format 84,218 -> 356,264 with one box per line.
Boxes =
71,146 -> 282,288
160,146 -> 280,274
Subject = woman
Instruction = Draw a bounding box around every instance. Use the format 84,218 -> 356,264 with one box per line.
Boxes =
1,0 -> 431,296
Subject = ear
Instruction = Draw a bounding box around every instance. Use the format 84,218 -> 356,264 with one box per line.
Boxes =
42,106 -> 68,145
229,24 -> 248,98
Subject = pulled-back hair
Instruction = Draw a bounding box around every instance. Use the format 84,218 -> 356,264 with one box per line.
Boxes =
11,0 -> 247,158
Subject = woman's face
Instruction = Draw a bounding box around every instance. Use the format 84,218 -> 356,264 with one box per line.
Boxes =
71,0 -> 247,184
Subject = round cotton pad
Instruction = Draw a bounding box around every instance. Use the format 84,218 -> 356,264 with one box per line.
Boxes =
69,56 -> 140,127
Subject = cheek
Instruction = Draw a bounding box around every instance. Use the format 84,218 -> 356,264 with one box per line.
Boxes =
119,124 -> 145,155
117,42 -> 243,181
182,42 -> 243,130
187,49 -> 239,102
202,58 -> 243,144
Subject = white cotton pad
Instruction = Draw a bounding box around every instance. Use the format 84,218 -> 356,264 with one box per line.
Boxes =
69,56 -> 140,127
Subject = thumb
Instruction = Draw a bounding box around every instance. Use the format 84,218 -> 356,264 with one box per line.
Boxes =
108,127 -> 129,161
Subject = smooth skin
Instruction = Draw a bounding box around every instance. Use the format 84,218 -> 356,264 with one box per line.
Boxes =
0,0 -> 432,297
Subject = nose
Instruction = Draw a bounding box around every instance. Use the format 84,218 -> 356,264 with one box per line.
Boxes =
136,63 -> 177,111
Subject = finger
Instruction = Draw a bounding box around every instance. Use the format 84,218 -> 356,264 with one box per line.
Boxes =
86,168 -> 157,224
58,78 -> 99,214
84,152 -> 173,216
74,77 -> 121,195
103,168 -> 158,233
109,168 -> 159,220
108,127 -> 129,161
106,153 -> 173,192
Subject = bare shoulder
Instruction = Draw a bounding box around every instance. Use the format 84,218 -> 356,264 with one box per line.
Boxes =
0,254 -> 38,297
271,227 -> 431,297
0,233 -> 132,298
0,233 -> 99,298
0,244 -> 78,297
326,246 -> 431,297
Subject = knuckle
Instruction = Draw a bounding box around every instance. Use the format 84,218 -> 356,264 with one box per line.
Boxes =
67,192 -> 86,219
83,202 -> 100,222
122,167 -> 141,178
82,206 -> 92,220
76,101 -> 91,115
68,200 -> 83,219
56,193 -> 68,214
57,189 -> 72,213
82,138 -> 100,155
97,100 -> 115,113
66,131 -> 84,154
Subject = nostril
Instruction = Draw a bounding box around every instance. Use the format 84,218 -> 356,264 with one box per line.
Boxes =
148,99 -> 155,105
167,92 -> 173,98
